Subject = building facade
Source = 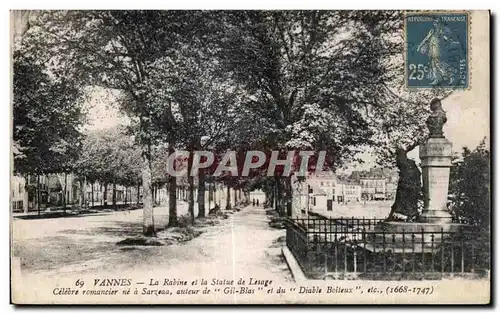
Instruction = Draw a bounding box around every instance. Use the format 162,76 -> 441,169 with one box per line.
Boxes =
360,177 -> 387,200
11,174 -> 141,213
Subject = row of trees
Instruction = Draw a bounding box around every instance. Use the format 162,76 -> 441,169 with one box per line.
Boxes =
13,10 -> 457,236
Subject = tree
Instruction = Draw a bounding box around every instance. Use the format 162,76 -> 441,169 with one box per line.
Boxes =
13,50 -> 86,213
213,11 -> 408,215
21,10 -> 205,235
449,139 -> 490,227
76,127 -> 142,208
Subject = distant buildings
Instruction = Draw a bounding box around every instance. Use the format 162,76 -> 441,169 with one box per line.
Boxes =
11,174 -> 140,213
303,167 -> 398,211
360,177 -> 386,200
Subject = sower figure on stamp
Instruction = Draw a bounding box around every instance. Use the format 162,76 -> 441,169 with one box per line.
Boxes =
417,19 -> 460,85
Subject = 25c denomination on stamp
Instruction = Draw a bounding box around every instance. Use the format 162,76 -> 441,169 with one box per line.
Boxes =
405,12 -> 470,89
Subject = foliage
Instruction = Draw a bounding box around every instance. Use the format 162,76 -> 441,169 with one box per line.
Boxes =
13,50 -> 86,175
75,127 -> 141,186
449,138 -> 490,227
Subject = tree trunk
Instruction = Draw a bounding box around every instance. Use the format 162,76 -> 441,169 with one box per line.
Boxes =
36,174 -> 40,216
23,175 -> 29,213
142,152 -> 155,236
275,177 -> 284,216
217,185 -> 221,206
137,182 -> 141,205
265,187 -> 274,208
285,176 -> 293,217
156,185 -> 159,204
188,175 -> 195,223
168,177 -> 177,227
80,177 -> 86,208
91,182 -> 94,207
150,184 -> 154,205
103,183 -> 108,206
63,173 -> 67,213
197,171 -> 206,218
213,184 -> 217,206
167,142 -> 178,227
226,185 -> 231,210
207,184 -> 212,210
124,187 -> 128,205
112,180 -> 117,210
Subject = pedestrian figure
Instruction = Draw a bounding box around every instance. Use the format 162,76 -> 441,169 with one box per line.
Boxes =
256,199 -> 259,206
252,199 -> 255,206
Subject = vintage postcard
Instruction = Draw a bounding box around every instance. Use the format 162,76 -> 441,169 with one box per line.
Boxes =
10,10 -> 490,304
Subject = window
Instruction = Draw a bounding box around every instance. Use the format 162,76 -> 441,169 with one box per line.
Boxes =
320,181 -> 324,187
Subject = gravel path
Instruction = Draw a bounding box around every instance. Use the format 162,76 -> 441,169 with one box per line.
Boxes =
12,204 -> 292,283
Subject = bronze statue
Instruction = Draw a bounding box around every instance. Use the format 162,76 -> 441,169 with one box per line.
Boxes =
426,98 -> 447,138
387,147 -> 422,221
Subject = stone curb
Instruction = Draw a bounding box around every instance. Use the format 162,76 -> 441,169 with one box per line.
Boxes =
281,246 -> 307,283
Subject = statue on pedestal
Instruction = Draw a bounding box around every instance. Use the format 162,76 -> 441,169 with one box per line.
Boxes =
426,98 -> 447,138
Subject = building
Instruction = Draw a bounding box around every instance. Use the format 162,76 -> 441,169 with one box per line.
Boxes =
337,180 -> 362,203
304,171 -> 362,211
11,176 -> 27,212
360,177 -> 387,200
385,181 -> 398,200
11,173 -> 141,213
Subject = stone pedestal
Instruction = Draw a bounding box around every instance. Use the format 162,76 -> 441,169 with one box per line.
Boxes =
418,137 -> 453,223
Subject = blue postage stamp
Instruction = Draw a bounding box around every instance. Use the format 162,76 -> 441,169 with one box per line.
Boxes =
405,12 -> 469,88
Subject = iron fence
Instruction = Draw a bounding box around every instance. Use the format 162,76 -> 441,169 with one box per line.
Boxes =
285,218 -> 489,280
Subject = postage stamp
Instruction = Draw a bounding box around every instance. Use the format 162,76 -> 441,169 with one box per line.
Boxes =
405,12 -> 470,89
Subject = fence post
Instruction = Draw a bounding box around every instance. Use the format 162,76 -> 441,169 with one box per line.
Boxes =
441,228 -> 444,276
324,219 -> 327,246
391,234 -> 396,274
329,219 -> 332,242
353,233 -> 357,273
421,228 -> 425,275
411,233 -> 416,273
340,216 -> 344,239
344,235 -> 348,273
402,229 -> 406,275
461,236 -> 465,274
431,234 -> 435,273
382,229 -> 386,273
334,231 -> 338,274
451,238 -> 455,276
363,228 -> 367,273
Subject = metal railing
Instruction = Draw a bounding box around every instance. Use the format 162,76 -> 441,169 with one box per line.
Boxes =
285,218 -> 488,280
